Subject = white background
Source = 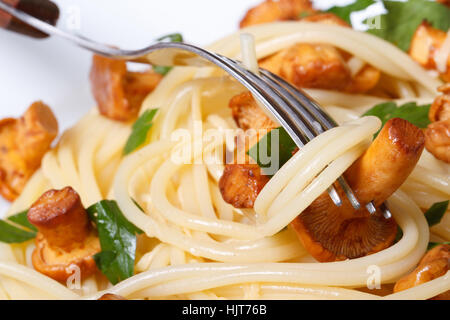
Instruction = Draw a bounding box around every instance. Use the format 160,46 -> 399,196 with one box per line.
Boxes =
0,0 -> 361,214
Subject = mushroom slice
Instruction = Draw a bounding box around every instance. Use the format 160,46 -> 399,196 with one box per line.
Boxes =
291,118 -> 425,262
28,187 -> 100,282
0,102 -> 58,201
394,244 -> 450,300
425,84 -> 450,163
409,21 -> 450,82
345,64 -> 381,94
259,43 -> 351,90
229,92 -> 277,132
89,55 -> 162,122
98,293 -> 127,300
219,164 -> 270,209
240,0 -> 315,28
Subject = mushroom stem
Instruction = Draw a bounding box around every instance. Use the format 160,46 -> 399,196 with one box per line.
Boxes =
345,117 -> 426,208
28,187 -> 91,252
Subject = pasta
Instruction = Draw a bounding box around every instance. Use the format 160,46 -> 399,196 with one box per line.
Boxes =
0,21 -> 449,300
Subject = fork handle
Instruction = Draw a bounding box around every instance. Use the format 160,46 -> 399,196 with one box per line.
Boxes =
0,0 -> 59,38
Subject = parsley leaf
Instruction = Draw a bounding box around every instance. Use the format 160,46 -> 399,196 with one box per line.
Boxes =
153,33 -> 184,75
326,0 -> 375,25
363,101 -> 430,137
87,200 -> 143,285
0,210 -> 36,243
157,33 -> 183,43
7,210 -> 37,232
152,66 -> 172,76
298,11 -> 312,19
427,241 -> 450,250
123,109 -> 158,155
366,0 -> 450,51
247,127 -> 297,175
425,200 -> 449,227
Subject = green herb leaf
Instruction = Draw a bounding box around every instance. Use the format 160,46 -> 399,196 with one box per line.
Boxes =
87,200 -> 143,285
0,221 -> 36,244
157,33 -> 183,43
326,0 -> 375,25
425,200 -> 449,227
153,66 -> 172,76
153,33 -> 184,74
298,11 -> 312,19
427,241 -> 450,250
7,210 -> 37,232
363,101 -> 430,137
123,109 -> 158,155
0,210 -> 36,244
394,227 -> 403,244
131,198 -> 145,212
366,0 -> 450,51
247,127 -> 297,175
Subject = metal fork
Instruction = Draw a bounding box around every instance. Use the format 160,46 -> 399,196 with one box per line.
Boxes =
0,1 -> 385,213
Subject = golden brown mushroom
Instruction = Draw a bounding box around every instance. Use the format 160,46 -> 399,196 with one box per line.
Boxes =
240,0 -> 315,28
260,43 -> 352,90
28,187 -> 100,282
394,244 -> 450,300
0,101 -> 58,201
219,92 -> 274,208
219,164 -> 270,208
291,118 -> 425,262
229,92 -> 277,131
89,55 -> 162,122
409,21 -> 450,82
98,293 -> 127,300
425,84 -> 450,163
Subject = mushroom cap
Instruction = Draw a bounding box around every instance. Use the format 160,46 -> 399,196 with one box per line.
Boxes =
32,232 -> 100,282
291,185 -> 398,262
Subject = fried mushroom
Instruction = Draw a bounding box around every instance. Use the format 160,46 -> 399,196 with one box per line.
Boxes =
28,187 -> 100,282
90,55 -> 162,122
229,92 -> 277,131
291,118 -> 425,262
219,164 -> 270,208
425,84 -> 450,163
0,102 -> 58,201
409,21 -> 450,82
259,43 -> 352,90
240,0 -> 315,28
394,244 -> 450,300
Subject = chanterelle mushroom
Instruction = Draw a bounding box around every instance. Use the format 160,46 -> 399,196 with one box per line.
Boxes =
28,187 -> 100,282
291,118 -> 425,262
409,22 -> 450,82
239,0 -> 315,28
394,244 -> 450,300
425,83 -> 450,163
89,54 -> 162,122
0,101 -> 58,201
